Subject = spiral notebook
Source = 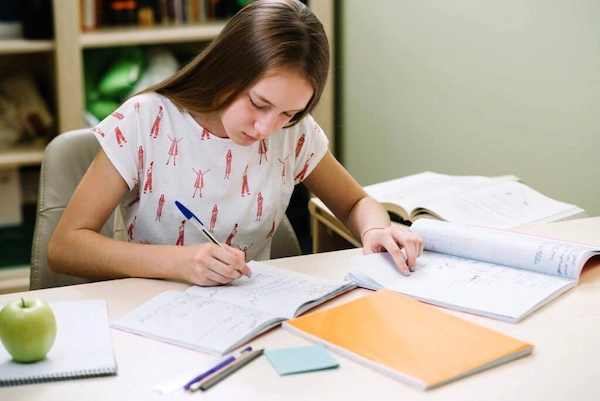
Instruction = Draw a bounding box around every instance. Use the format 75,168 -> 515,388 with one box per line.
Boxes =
0,299 -> 117,386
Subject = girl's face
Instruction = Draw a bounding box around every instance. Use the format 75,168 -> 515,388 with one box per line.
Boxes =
219,68 -> 314,145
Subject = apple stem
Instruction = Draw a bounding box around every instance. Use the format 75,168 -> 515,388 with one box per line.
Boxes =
21,298 -> 25,308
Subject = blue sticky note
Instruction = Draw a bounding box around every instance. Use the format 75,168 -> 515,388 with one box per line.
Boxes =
265,344 -> 339,376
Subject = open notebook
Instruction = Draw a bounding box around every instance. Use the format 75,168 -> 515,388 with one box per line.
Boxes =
113,261 -> 355,355
0,299 -> 117,386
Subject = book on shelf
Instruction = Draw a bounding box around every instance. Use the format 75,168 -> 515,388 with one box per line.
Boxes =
112,261 -> 356,355
347,219 -> 600,323
283,289 -> 533,390
0,300 -> 117,387
359,171 -> 586,229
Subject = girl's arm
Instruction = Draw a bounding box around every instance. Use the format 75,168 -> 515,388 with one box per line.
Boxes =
302,151 -> 423,275
47,149 -> 250,286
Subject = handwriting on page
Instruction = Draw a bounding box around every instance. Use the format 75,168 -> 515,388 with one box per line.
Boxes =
186,262 -> 345,319
115,291 -> 276,353
412,219 -> 594,280
355,252 -> 575,320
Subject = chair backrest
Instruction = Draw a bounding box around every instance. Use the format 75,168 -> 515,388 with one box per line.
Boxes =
30,129 -> 114,290
30,129 -> 301,290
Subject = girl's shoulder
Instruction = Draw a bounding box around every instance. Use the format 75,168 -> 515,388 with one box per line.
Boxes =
279,114 -> 323,137
123,92 -> 178,111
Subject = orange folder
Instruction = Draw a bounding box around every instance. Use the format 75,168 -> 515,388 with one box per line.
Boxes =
283,289 -> 533,390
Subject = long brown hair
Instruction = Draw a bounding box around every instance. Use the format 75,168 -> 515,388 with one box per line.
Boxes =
144,0 -> 330,126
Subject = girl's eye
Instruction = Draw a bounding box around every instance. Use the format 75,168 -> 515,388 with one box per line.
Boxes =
249,97 -> 266,110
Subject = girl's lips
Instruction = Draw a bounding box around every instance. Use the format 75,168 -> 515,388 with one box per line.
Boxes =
243,132 -> 258,142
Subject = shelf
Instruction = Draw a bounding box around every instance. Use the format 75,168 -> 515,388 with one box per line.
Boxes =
0,142 -> 46,169
80,22 -> 227,48
0,265 -> 30,295
0,39 -> 54,55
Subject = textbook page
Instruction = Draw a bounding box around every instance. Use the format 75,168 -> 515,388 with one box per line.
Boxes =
411,219 -> 598,280
185,261 -> 355,319
363,172 -> 494,218
112,290 -> 280,355
348,252 -> 576,322
417,180 -> 586,229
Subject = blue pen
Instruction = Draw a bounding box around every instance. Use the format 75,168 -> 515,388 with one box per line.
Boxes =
183,346 -> 252,391
175,200 -> 222,247
175,200 -> 252,278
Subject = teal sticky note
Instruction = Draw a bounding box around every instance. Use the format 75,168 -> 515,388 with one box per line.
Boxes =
265,344 -> 339,376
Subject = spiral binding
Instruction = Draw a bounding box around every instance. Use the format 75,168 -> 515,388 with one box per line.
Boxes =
0,366 -> 117,387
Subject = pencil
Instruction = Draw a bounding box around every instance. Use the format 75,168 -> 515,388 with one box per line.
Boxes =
198,348 -> 264,391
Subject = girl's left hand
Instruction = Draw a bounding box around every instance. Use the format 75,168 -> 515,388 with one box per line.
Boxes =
361,225 -> 424,276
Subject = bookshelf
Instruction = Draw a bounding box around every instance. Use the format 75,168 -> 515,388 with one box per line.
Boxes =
0,0 -> 336,293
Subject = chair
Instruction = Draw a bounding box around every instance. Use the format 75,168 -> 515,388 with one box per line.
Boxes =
30,129 -> 301,290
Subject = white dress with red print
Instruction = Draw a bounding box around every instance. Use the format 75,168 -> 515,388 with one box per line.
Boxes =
94,93 -> 328,261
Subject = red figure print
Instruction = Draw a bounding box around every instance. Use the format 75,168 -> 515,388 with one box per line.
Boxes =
266,212 -> 277,239
92,127 -> 105,137
112,111 -> 124,120
277,154 -> 290,186
127,215 -> 137,241
192,168 -> 211,198
124,193 -> 140,211
224,149 -> 233,179
209,204 -> 218,233
137,146 -> 144,174
143,161 -> 154,194
295,133 -> 306,158
295,152 -> 314,182
156,194 -> 165,221
226,223 -> 238,246
241,165 -> 251,197
134,102 -> 140,113
176,220 -> 186,246
114,126 -> 128,147
166,135 -> 183,166
239,243 -> 253,256
201,127 -> 211,140
258,139 -> 268,164
150,106 -> 163,138
256,192 -> 263,221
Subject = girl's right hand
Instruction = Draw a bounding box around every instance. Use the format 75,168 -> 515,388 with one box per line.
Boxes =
178,243 -> 252,286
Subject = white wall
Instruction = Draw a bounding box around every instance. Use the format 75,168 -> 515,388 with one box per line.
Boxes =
339,0 -> 600,216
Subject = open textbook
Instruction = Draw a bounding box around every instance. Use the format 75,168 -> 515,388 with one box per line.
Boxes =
347,219 -> 599,323
113,261 -> 355,355
362,172 -> 586,229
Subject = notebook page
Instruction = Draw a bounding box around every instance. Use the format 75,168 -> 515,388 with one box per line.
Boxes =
0,300 -> 116,386
112,290 -> 279,355
185,261 -> 353,319
411,219 -> 597,280
350,252 -> 575,322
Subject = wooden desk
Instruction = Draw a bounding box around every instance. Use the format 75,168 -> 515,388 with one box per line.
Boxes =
2,218 -> 600,400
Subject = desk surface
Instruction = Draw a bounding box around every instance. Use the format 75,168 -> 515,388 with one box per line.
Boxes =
2,218 -> 600,401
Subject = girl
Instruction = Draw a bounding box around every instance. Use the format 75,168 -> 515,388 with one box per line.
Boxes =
48,0 -> 423,287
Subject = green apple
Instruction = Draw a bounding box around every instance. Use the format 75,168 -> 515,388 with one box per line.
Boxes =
0,298 -> 57,363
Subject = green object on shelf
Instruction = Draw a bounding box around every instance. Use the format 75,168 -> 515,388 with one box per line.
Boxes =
97,48 -> 145,98
88,99 -> 120,122
0,223 -> 35,268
